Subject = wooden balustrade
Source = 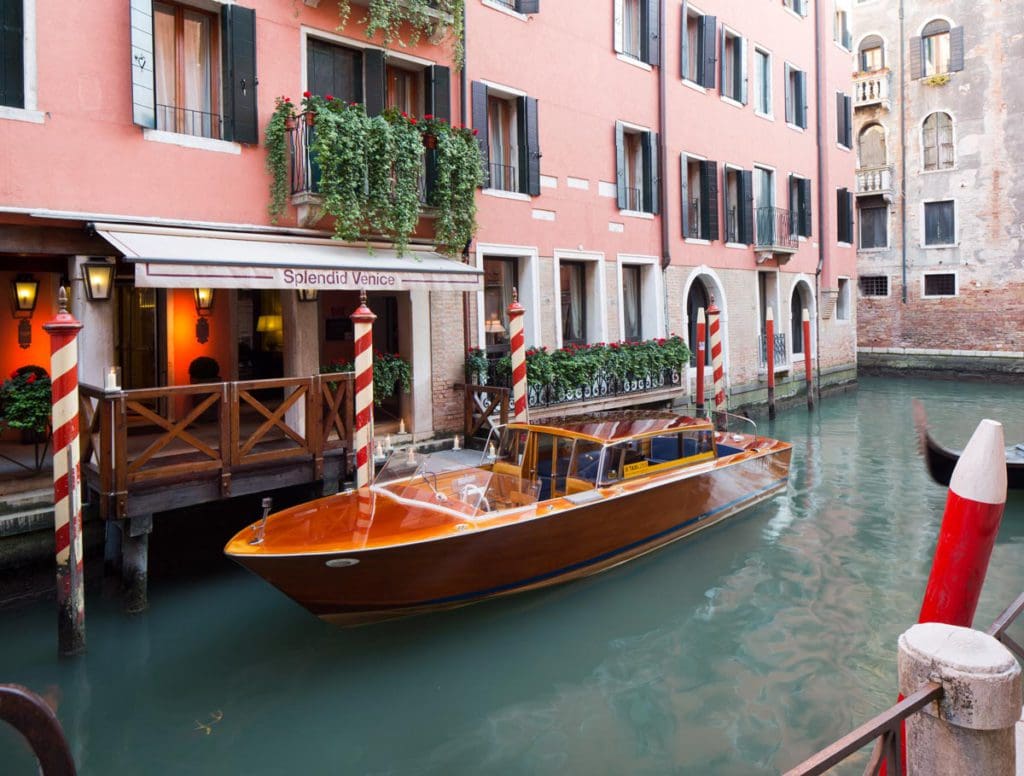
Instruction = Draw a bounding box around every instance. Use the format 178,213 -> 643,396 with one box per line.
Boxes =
464,385 -> 510,440
79,375 -> 354,519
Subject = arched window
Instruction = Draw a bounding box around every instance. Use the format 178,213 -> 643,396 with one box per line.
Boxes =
859,124 -> 887,168
791,286 -> 808,355
858,35 -> 884,72
922,19 -> 951,76
686,279 -> 712,366
923,112 -> 955,170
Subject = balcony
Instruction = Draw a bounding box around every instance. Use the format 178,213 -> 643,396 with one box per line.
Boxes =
856,165 -> 894,198
754,207 -> 798,261
759,332 -> 789,371
853,71 -> 891,111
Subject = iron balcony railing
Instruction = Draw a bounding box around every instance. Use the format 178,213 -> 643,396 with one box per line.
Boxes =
686,200 -> 701,239
156,104 -> 222,140
759,332 -> 788,368
725,206 -> 738,243
853,70 -> 890,109
755,207 -> 799,252
856,165 -> 894,195
488,162 -> 519,193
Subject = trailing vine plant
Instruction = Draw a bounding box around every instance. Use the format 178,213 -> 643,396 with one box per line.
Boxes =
430,122 -> 484,254
266,96 -> 295,222
335,0 -> 465,69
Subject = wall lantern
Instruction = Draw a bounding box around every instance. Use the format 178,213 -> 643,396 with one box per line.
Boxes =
484,315 -> 506,335
11,274 -> 39,349
193,288 -> 214,344
297,288 -> 319,302
82,259 -> 115,302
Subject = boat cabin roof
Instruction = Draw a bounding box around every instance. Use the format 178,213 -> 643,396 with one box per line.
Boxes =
508,410 -> 711,444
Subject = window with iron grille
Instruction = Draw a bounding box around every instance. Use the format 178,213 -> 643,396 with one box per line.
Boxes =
859,276 -> 889,297
923,273 -> 956,297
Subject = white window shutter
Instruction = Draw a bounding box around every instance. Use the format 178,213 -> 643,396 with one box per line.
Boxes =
613,0 -> 623,54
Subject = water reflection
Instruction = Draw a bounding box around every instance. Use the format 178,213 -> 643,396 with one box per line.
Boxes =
1,377 -> 1022,774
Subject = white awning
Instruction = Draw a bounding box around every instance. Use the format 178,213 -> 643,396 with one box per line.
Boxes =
94,222 -> 482,292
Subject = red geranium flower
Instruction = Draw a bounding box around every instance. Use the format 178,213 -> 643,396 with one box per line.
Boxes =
303,91 -> 311,98
283,97 -> 292,103
401,112 -> 408,118
410,118 -> 418,125
26,373 -> 36,384
472,129 -> 479,136
424,113 -> 434,120
325,94 -> 334,101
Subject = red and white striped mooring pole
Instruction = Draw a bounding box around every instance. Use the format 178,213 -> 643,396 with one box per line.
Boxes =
508,288 -> 527,423
802,307 -> 813,411
695,307 -> 706,414
766,308 -> 776,420
350,291 -> 376,489
44,287 -> 85,656
707,298 -> 726,414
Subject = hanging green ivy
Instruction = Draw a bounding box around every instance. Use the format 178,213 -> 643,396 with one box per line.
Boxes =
336,0 -> 465,69
429,120 -> 484,255
266,96 -> 295,222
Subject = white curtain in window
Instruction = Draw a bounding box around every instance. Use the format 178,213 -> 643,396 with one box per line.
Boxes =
561,264 -> 585,343
623,267 -> 641,341
154,4 -> 176,130
183,11 -> 212,136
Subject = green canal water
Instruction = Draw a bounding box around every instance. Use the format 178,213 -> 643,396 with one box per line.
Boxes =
1,377 -> 1022,775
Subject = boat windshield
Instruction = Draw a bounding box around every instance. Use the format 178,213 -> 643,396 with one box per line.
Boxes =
372,449 -> 541,518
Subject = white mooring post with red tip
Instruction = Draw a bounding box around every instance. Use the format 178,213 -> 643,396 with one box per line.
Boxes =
508,288 -> 527,423
707,299 -> 726,414
350,291 -> 376,489
695,307 -> 706,414
43,288 -> 86,657
766,308 -> 776,420
802,308 -> 813,411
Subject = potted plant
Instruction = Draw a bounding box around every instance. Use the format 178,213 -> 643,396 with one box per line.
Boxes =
0,367 -> 52,444
320,353 -> 411,406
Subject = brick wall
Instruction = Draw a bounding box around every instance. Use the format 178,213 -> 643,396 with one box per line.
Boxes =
429,291 -> 466,433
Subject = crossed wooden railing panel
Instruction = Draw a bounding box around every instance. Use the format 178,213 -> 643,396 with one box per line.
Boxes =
464,385 -> 510,440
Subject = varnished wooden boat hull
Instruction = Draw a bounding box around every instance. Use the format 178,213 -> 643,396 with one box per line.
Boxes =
229,446 -> 791,625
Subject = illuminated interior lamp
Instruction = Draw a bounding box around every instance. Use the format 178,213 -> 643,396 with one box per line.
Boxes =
297,288 -> 319,302
484,315 -> 505,335
193,288 -> 215,344
11,274 -> 39,349
256,314 -> 284,350
82,259 -> 115,302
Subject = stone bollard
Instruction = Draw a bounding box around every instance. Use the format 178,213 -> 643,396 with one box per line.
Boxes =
898,622 -> 1022,776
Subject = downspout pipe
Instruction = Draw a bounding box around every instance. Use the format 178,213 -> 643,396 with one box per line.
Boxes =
899,0 -> 908,303
658,0 -> 669,272
812,0 -> 826,402
460,3 -> 473,360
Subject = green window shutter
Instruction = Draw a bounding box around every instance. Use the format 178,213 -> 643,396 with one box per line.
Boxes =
613,0 -> 623,54
472,80 -> 490,188
799,178 -> 812,237
738,36 -> 748,105
795,70 -> 807,128
679,2 -> 688,80
644,0 -> 660,66
516,0 -> 540,13
615,122 -> 627,210
130,0 -> 156,128
222,4 -> 258,144
739,169 -> 754,244
642,131 -> 659,214
363,49 -> 386,116
699,160 -> 719,240
909,36 -> 923,79
949,27 -> 965,72
680,154 -> 689,236
844,95 -> 853,147
719,25 -> 726,95
699,15 -> 717,89
519,96 -> 541,196
424,66 -> 450,201
0,0 -> 24,108
835,91 -> 846,146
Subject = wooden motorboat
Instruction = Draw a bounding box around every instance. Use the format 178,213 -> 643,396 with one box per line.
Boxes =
912,399 -> 1024,490
225,411 -> 792,625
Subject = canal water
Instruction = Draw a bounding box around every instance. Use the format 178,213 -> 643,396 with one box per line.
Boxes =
1,377 -> 1022,775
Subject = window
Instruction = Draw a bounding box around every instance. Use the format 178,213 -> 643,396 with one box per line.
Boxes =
913,20 -> 963,79
1,0 -> 24,108
622,265 -> 642,341
836,188 -> 854,243
836,278 -> 850,320
834,10 -> 852,50
923,273 -> 956,297
154,2 -> 220,138
681,7 -> 716,88
686,279 -> 713,367
720,28 -> 747,104
681,155 -> 718,240
790,288 -> 806,353
836,92 -> 852,148
858,204 -> 887,249
784,64 -> 807,128
482,258 -> 519,355
386,65 -> 421,116
722,167 -> 753,244
788,175 -> 812,237
858,35 -> 884,72
923,112 -> 954,171
616,122 -> 658,214
924,200 -> 956,246
859,276 -> 889,297
784,0 -> 807,17
754,166 -> 776,245
487,0 -> 539,12
858,124 -> 887,168
560,262 -> 587,346
614,0 -> 659,66
754,47 -> 772,115
472,82 -> 540,196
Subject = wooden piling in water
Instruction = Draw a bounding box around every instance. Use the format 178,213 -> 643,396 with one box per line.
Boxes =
695,308 -> 706,414
766,308 -> 776,420
802,308 -> 813,411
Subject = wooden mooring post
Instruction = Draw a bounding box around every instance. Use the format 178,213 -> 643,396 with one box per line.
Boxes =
802,308 -> 813,411
766,308 -> 776,420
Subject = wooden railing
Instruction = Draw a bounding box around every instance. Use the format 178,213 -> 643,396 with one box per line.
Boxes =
79,375 -> 354,518
464,385 -> 509,440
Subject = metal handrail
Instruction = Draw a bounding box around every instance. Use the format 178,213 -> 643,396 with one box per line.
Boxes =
987,590 -> 1024,661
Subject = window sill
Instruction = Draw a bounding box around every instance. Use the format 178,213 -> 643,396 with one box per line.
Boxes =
836,143 -> 852,152
0,106 -> 45,124
481,0 -> 529,21
142,129 -> 241,155
921,243 -> 959,249
782,6 -> 805,21
837,241 -> 853,248
685,237 -> 712,245
620,209 -> 655,220
786,122 -> 806,133
725,242 -> 749,250
482,187 -> 531,201
681,78 -> 707,94
857,246 -> 891,253
720,95 -> 745,109
834,41 -> 853,54
922,294 -> 959,300
617,53 -> 653,72
920,167 -> 957,175
754,110 -> 774,121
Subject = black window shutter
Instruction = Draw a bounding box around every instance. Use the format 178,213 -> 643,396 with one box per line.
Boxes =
680,154 -> 689,236
516,0 -> 540,13
844,95 -> 852,147
722,167 -> 732,241
795,70 -> 807,128
699,160 -> 719,240
642,131 -> 659,214
909,36 -> 923,79
425,65 -> 450,120
739,169 -> 754,244
679,2 -> 688,80
699,15 -> 717,89
949,27 -> 965,72
472,81 -> 490,188
363,49 -> 386,116
130,0 -> 156,127
644,0 -> 660,66
222,4 -> 258,143
836,92 -> 847,146
799,178 -> 812,236
0,0 -> 25,109
836,189 -> 844,242
615,122 -> 627,210
519,96 -> 541,196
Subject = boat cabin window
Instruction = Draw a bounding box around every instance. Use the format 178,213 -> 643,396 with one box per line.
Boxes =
530,433 -> 603,499
601,429 -> 715,483
497,428 -> 527,466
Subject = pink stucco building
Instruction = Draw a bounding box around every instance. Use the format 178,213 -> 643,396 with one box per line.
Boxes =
0,0 -> 857,449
